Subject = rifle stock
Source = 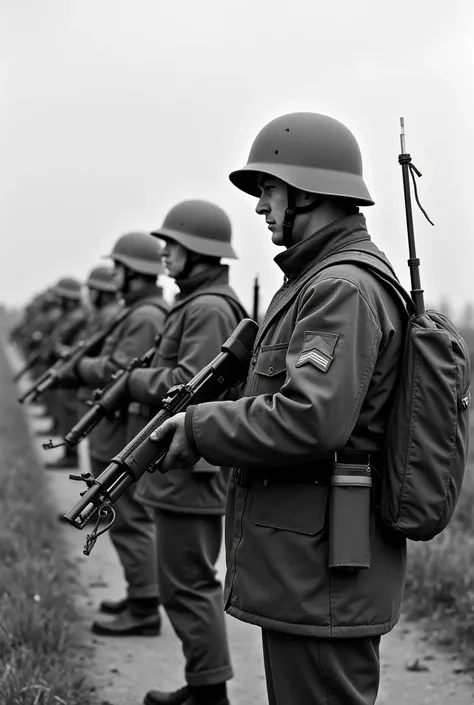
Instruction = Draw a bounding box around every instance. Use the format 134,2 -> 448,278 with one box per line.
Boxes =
62,318 -> 258,553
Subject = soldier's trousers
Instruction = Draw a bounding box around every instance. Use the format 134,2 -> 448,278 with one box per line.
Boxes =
90,456 -> 159,600
154,509 -> 233,687
262,629 -> 380,705
56,389 -> 79,437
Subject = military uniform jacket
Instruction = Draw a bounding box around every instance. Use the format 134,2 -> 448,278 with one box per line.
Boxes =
185,215 -> 407,638
45,306 -> 88,363
78,286 -> 168,462
128,265 -> 245,515
76,300 -> 124,404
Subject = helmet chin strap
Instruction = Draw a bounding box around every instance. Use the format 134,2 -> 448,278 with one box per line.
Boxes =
176,251 -> 200,281
282,186 -> 323,248
120,267 -> 135,295
175,252 -> 220,281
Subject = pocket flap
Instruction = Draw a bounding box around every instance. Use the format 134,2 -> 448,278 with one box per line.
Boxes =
249,481 -> 328,535
255,343 -> 289,378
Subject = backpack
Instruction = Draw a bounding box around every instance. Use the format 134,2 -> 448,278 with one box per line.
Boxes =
321,248 -> 471,541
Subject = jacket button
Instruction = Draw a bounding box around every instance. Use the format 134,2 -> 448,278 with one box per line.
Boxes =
263,479 -> 268,487
267,366 -> 275,374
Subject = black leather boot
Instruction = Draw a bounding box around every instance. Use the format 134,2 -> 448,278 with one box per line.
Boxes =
144,687 -> 189,705
91,607 -> 161,636
99,596 -> 128,614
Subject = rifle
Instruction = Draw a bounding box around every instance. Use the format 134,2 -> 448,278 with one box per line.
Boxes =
43,336 -> 161,451
398,117 -> 434,315
62,317 -> 258,555
252,275 -> 260,323
13,349 -> 42,382
17,308 -> 130,405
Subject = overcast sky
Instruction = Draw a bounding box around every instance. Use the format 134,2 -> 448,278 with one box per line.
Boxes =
1,0 -> 473,317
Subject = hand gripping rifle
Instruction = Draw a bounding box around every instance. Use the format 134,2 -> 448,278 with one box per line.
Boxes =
62,318 -> 258,555
43,336 -> 162,451
17,309 -> 129,405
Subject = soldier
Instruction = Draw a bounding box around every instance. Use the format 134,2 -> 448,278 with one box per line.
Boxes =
44,277 -> 88,470
35,288 -> 63,424
125,201 -> 246,705
74,232 -> 168,636
152,114 -> 407,705
76,264 -> 122,442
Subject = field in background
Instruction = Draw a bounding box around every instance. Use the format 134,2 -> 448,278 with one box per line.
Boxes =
0,332 -> 96,705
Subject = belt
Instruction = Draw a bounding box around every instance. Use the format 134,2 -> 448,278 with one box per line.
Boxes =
233,452 -> 382,487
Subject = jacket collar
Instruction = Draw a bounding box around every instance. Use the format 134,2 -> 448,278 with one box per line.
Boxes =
274,214 -> 371,281
123,283 -> 163,308
176,264 -> 230,299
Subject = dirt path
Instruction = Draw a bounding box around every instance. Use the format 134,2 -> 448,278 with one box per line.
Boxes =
8,347 -> 474,705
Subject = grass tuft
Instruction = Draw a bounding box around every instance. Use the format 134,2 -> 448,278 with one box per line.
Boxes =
0,337 -> 96,705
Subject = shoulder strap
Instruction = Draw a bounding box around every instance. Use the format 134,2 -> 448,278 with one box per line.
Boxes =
172,288 -> 248,324
204,293 -> 248,324
254,247 -> 414,350
129,297 -> 169,317
301,249 -> 416,315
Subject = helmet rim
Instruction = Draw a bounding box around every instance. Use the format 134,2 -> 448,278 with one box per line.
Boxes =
151,227 -> 237,259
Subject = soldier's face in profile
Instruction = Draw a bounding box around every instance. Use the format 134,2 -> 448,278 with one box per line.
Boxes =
87,287 -> 100,308
113,263 -> 126,291
255,175 -> 288,246
161,240 -> 188,280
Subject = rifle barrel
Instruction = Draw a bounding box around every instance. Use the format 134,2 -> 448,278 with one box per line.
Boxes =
63,318 -> 258,534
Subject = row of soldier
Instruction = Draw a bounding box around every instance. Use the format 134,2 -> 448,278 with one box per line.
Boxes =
12,200 -> 242,705
11,112 -> 411,705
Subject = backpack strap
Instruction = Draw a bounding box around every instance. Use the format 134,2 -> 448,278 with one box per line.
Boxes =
254,248 -> 413,351
171,288 -> 248,325
317,250 -> 416,315
129,297 -> 169,317
205,294 -> 248,325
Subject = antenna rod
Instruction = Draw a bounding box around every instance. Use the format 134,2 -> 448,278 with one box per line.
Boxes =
398,117 -> 425,315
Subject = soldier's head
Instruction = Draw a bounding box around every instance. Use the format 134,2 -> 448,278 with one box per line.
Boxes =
229,112 -> 374,248
150,200 -> 237,281
86,264 -> 118,308
54,277 -> 83,312
105,231 -> 164,294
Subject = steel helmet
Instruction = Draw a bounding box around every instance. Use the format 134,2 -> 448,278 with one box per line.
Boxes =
151,200 -> 237,259
106,232 -> 165,275
55,276 -> 83,300
86,265 -> 118,293
229,112 -> 374,205
44,287 -> 59,304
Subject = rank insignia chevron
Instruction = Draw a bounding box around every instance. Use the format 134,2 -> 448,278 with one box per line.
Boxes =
295,348 -> 332,372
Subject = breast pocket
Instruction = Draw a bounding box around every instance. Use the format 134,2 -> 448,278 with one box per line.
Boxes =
251,342 -> 289,395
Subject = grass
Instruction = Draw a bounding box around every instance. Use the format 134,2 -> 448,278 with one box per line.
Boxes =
0,334 -> 97,705
403,422 -> 474,669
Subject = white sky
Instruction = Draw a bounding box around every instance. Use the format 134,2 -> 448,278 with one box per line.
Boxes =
1,0 -> 473,316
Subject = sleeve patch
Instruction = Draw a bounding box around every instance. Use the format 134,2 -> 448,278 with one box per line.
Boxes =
295,331 -> 339,373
